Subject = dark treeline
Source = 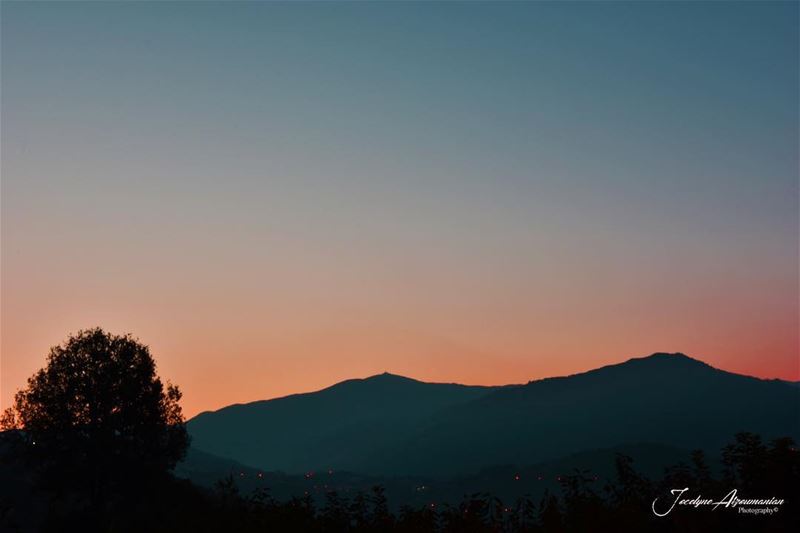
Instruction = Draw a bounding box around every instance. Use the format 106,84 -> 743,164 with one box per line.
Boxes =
3,431 -> 797,532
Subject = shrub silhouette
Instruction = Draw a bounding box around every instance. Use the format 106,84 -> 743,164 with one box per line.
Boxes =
1,327 -> 189,523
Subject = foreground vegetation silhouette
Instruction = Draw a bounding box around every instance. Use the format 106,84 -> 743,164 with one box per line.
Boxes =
1,328 -> 188,530
1,329 -> 797,532
3,432 -> 795,532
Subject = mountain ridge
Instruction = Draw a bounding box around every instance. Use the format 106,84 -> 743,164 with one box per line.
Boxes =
192,371 -> 504,419
187,352 -> 799,477
192,352 -> 794,419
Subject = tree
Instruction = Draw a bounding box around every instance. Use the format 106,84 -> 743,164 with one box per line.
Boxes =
721,432 -> 767,491
1,328 -> 189,509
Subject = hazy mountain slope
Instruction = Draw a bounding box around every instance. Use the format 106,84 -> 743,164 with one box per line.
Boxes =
187,373 -> 502,473
175,447 -> 263,489
176,442 -> 690,510
377,353 -> 800,476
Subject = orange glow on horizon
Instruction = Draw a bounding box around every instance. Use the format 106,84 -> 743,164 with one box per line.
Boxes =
2,308 -> 797,419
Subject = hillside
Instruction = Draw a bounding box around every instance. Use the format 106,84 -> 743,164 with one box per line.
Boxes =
187,353 -> 800,478
188,373 -> 502,473
377,353 -> 800,476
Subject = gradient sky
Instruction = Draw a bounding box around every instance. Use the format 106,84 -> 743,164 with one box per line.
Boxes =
2,1 -> 798,418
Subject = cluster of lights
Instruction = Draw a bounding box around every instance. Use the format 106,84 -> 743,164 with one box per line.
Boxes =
227,465 -> 602,506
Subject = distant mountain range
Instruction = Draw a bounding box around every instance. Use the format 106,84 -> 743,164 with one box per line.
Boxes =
186,353 -> 800,479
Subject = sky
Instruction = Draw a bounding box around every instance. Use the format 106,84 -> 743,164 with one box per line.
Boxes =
1,1 -> 798,418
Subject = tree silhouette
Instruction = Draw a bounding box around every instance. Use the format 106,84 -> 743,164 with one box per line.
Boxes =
1,327 -> 189,517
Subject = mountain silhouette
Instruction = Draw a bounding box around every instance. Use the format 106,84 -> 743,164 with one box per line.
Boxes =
188,373 -> 502,474
187,353 -> 799,478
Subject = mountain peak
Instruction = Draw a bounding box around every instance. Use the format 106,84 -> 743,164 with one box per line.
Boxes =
645,351 -> 690,359
364,372 -> 418,382
598,351 -> 715,376
525,352 -> 714,387
327,372 -> 422,390
631,352 -> 710,366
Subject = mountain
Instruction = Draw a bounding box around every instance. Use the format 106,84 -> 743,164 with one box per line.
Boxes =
186,353 -> 800,478
373,353 -> 800,476
175,447 -> 262,489
188,373 -> 502,474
